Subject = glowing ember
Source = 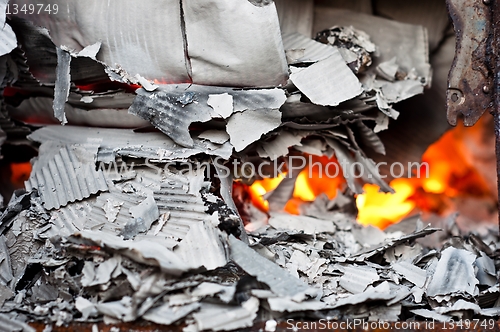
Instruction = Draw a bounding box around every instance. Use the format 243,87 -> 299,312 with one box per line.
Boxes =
75,82 -> 141,93
10,162 -> 32,187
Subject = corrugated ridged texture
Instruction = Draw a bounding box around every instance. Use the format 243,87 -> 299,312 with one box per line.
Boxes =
174,220 -> 228,270
28,125 -> 233,162
85,169 -> 183,249
111,167 -> 162,196
338,265 -> 380,294
42,200 -> 94,238
153,175 -> 209,247
25,145 -> 108,210
128,88 -> 212,148
87,193 -> 179,249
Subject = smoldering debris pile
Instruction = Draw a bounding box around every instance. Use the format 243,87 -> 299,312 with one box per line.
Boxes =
2,172 -> 500,331
0,0 -> 497,330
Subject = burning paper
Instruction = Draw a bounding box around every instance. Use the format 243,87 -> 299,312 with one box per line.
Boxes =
2,0 -> 498,330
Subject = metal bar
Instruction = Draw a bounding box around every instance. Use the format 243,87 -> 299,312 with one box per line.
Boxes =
446,0 -> 494,127
493,0 -> 500,230
446,0 -> 500,228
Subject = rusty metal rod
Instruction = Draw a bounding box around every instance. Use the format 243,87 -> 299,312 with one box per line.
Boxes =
493,0 -> 500,230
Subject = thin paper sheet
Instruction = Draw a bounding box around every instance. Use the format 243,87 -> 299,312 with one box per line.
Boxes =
129,85 -> 285,148
269,212 -> 335,235
290,50 -> 363,106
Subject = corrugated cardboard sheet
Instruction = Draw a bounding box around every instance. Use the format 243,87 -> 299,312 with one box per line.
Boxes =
10,0 -> 288,87
25,145 -> 108,210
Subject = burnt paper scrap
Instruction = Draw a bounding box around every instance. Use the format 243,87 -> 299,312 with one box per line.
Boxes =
129,85 -> 285,148
53,48 -> 71,125
11,95 -> 148,128
69,230 -> 191,276
226,108 -> 282,152
426,246 -> 478,297
313,9 -> 430,83
282,32 -> 337,64
229,235 -> 319,301
192,298 -> 259,331
27,125 -> 234,162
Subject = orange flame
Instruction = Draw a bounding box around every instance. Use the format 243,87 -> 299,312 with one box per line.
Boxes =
248,117 -> 496,229
356,179 -> 416,229
357,117 -> 495,228
249,155 -> 344,215
248,175 -> 284,211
